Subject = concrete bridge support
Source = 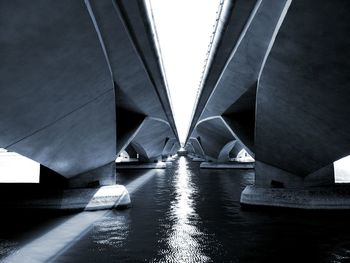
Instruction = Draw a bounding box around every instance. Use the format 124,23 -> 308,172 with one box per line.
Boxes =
0,162 -> 130,211
0,0 -> 179,209
188,117 -> 253,168
116,118 -> 178,169
186,138 -> 206,161
217,140 -> 240,163
241,0 -> 350,209
162,138 -> 179,161
188,138 -> 205,158
187,0 -> 350,208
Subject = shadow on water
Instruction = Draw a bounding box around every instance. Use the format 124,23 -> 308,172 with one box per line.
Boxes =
0,209 -> 77,260
1,157 -> 350,262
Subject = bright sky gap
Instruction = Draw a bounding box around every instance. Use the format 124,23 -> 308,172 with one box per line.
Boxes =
147,0 -> 222,143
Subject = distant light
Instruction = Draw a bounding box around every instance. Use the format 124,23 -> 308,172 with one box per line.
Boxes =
147,0 -> 221,143
334,155 -> 350,183
0,149 -> 40,183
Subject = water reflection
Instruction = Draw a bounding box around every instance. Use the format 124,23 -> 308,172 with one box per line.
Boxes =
159,157 -> 210,263
92,213 -> 129,248
4,157 -> 350,262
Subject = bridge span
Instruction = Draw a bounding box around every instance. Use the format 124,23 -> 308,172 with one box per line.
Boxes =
186,0 -> 350,209
0,0 -> 179,210
0,0 -> 350,211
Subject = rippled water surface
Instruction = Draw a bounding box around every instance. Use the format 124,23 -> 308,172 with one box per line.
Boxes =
2,156 -> 350,262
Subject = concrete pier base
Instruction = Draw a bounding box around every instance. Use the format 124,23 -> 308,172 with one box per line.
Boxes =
241,185 -> 350,210
0,162 -> 131,211
200,162 -> 254,169
0,184 -> 130,211
116,162 -> 167,169
192,158 -> 206,162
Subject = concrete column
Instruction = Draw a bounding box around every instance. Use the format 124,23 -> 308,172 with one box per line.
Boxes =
67,162 -> 116,188
200,140 -> 254,169
241,0 -> 350,210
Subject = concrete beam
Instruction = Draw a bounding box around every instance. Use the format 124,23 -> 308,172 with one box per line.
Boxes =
187,0 -> 259,143
187,0 -> 289,159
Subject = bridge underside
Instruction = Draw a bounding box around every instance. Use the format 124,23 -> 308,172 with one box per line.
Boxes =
1,0 -> 349,210
0,0 -> 179,210
187,0 -> 350,209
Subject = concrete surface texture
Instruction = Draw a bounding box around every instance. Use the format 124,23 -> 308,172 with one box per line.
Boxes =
0,0 -> 179,209
1,0 -> 350,210
187,0 -> 350,208
0,0 -> 179,175
186,0 -> 288,159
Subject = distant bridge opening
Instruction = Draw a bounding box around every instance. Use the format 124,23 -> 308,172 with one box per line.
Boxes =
0,148 -> 40,183
334,155 -> 350,183
145,0 -> 222,143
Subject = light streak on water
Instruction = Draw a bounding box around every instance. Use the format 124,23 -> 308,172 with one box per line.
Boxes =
157,157 -> 210,263
2,169 -> 158,263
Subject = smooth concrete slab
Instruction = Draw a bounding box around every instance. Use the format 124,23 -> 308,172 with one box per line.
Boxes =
200,162 -> 254,169
116,162 -> 167,169
0,185 -> 130,211
241,185 -> 350,210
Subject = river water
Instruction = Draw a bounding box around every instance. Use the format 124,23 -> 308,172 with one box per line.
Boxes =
1,156 -> 350,262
